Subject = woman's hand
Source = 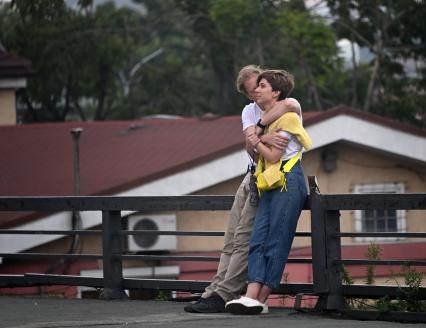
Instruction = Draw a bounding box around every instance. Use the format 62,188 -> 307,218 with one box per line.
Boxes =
260,130 -> 289,150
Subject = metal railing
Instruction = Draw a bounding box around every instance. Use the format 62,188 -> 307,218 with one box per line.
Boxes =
0,176 -> 425,311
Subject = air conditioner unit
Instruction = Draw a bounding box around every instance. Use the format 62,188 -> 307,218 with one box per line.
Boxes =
127,214 -> 177,251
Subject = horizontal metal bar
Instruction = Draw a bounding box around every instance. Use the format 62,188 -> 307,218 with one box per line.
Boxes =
0,195 -> 235,211
0,274 -> 28,287
1,194 -> 423,212
23,273 -> 105,288
337,232 -> 426,238
120,230 -> 311,237
124,278 -> 210,292
343,284 -> 426,299
0,274 -> 314,295
0,229 -> 310,237
0,195 -> 311,212
2,274 -> 425,300
323,193 -> 426,210
0,230 -> 103,235
294,231 -> 312,237
275,283 -> 315,294
120,230 -> 225,236
339,259 -> 426,266
0,253 -> 102,260
341,309 -> 426,323
119,254 -> 312,264
123,278 -> 314,294
120,255 -> 220,262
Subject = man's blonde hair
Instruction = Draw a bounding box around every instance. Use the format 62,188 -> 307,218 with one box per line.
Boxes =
236,65 -> 263,96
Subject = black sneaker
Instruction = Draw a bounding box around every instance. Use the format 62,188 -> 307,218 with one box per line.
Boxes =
187,294 -> 225,313
184,297 -> 208,313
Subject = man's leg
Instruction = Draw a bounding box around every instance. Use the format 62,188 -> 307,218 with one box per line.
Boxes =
213,174 -> 257,302
184,173 -> 252,313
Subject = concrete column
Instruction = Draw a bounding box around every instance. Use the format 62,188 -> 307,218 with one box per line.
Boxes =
0,89 -> 16,125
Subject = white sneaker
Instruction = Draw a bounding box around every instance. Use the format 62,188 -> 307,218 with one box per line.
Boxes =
261,302 -> 269,314
225,296 -> 263,315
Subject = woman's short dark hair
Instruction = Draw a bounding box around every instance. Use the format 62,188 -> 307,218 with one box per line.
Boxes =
256,70 -> 294,101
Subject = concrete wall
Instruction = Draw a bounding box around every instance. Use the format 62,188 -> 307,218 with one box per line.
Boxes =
0,90 -> 16,125
300,143 -> 426,247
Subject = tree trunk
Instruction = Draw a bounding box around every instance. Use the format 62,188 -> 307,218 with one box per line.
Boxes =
350,34 -> 358,108
299,53 -> 323,111
363,49 -> 380,112
95,64 -> 109,120
255,37 -> 264,67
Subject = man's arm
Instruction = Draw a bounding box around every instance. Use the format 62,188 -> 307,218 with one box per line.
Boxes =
244,126 -> 258,161
254,98 -> 301,135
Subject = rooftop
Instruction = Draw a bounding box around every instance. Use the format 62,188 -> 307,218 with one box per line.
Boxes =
0,296 -> 413,328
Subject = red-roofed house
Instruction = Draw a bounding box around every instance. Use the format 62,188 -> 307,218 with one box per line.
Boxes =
0,107 -> 425,298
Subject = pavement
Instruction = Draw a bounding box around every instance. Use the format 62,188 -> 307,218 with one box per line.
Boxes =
1,296 -> 425,328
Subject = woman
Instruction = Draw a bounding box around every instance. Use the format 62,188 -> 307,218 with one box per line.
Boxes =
225,70 -> 312,315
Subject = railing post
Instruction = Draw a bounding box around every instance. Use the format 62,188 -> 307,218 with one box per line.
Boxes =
308,176 -> 328,309
324,209 -> 344,310
100,210 -> 128,300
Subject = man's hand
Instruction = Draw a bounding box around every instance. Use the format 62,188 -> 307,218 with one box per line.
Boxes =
247,132 -> 261,149
260,130 -> 289,150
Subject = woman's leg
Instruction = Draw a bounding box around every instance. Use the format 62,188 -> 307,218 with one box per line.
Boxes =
246,191 -> 272,288
245,282 -> 262,300
263,163 -> 308,290
258,285 -> 272,303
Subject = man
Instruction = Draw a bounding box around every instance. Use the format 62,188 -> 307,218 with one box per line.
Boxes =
184,65 -> 301,313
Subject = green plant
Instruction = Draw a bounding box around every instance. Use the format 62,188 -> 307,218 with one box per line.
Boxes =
365,243 -> 382,285
342,264 -> 354,285
397,265 -> 426,312
155,290 -> 169,301
376,295 -> 400,313
375,265 -> 426,313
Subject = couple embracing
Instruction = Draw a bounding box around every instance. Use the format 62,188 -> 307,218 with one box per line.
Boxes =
185,65 -> 312,315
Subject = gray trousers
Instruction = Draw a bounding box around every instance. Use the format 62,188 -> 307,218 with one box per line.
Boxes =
202,172 -> 257,302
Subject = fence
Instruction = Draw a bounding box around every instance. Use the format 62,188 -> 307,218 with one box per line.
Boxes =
0,176 -> 425,312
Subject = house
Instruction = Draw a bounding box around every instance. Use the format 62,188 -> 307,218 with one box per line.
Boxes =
0,107 -> 425,298
0,46 -> 32,125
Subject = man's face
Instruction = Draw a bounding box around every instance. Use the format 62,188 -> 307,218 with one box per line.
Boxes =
243,74 -> 259,101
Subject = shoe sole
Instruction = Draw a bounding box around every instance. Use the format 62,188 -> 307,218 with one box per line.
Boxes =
184,305 -> 198,313
184,303 -> 225,313
226,303 -> 263,315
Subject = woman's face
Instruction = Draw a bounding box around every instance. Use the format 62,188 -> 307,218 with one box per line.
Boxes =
255,78 -> 278,106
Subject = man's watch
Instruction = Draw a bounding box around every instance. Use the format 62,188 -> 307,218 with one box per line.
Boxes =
256,119 -> 266,130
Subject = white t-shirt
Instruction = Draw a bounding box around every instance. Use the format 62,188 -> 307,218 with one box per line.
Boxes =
240,98 -> 303,162
241,102 -> 262,131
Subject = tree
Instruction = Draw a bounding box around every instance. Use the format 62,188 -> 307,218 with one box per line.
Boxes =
1,0 -> 147,121
275,8 -> 344,110
327,0 -> 426,126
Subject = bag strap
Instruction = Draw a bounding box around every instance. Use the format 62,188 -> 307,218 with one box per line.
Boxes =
279,151 -> 302,192
282,151 -> 302,173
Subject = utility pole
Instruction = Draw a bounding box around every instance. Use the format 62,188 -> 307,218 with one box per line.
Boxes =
70,128 -> 83,253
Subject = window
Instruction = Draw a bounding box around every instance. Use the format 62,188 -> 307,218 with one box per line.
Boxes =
353,183 -> 406,242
